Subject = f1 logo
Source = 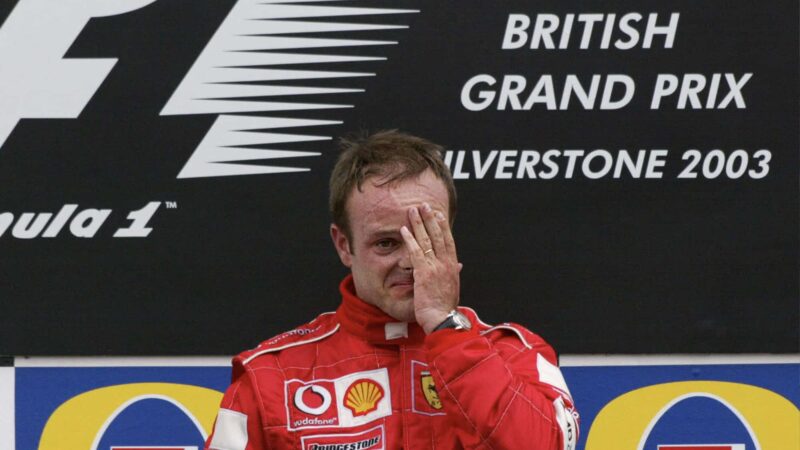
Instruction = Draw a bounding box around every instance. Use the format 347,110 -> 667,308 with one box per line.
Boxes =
0,0 -> 415,178
0,0 -> 157,150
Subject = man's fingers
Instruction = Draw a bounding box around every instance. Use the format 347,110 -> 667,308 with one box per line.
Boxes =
419,203 -> 446,256
437,210 -> 457,257
408,206 -> 434,255
407,203 -> 457,263
400,225 -> 425,265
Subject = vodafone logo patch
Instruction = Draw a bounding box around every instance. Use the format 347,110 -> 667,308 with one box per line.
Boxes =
295,384 -> 334,416
285,368 -> 391,430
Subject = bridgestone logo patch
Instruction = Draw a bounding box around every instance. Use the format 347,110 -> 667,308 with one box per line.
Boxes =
301,424 -> 384,450
308,436 -> 380,450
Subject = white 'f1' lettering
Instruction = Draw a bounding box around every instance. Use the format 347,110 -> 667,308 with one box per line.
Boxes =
113,201 -> 160,238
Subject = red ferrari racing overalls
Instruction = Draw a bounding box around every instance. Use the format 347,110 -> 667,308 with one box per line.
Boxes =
206,275 -> 579,450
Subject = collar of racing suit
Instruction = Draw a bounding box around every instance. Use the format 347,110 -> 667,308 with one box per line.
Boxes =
336,274 -> 427,346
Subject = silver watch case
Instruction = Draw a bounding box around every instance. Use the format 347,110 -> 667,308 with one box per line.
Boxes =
435,309 -> 472,331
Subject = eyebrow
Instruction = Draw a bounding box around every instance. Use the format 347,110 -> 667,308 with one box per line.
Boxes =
367,229 -> 401,240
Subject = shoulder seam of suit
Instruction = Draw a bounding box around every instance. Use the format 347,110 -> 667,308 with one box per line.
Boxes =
243,324 -> 340,365
480,324 -> 533,350
240,312 -> 339,365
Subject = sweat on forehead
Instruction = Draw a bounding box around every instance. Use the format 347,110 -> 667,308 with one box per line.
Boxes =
348,171 -> 449,219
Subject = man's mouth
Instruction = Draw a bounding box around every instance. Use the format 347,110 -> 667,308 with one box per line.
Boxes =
390,277 -> 414,288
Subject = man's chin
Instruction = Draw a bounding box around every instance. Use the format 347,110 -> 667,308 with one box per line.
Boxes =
387,304 -> 417,323
384,287 -> 415,321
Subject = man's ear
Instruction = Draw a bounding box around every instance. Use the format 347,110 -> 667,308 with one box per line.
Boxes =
330,224 -> 353,268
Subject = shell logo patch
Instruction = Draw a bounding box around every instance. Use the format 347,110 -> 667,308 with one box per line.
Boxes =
344,379 -> 385,416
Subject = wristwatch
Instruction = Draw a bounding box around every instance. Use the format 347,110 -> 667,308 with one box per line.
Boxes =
432,309 -> 472,332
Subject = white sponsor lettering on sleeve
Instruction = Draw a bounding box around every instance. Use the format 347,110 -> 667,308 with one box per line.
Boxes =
553,397 -> 578,450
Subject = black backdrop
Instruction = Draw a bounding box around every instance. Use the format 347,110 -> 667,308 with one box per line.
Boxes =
0,0 -> 797,355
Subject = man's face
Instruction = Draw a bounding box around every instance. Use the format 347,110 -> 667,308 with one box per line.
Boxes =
330,169 -> 451,322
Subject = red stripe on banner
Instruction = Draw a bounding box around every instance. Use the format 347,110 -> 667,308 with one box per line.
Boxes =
659,446 -> 735,450
111,447 -> 191,450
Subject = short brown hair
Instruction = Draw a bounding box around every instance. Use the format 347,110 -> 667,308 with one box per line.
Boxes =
329,130 -> 457,240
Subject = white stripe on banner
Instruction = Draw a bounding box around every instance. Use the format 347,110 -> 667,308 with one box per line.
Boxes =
14,356 -> 231,367
0,366 -> 14,450
14,354 -> 799,368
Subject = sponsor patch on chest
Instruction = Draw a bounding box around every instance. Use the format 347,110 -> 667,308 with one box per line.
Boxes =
411,360 -> 446,416
285,368 -> 392,430
300,425 -> 385,450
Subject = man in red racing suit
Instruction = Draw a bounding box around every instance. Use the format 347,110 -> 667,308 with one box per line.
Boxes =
205,131 -> 579,449
206,276 -> 578,450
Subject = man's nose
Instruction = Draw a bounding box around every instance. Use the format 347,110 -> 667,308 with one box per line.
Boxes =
398,245 -> 413,271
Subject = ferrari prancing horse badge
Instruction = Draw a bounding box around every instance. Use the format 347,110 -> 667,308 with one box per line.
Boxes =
420,370 -> 442,410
